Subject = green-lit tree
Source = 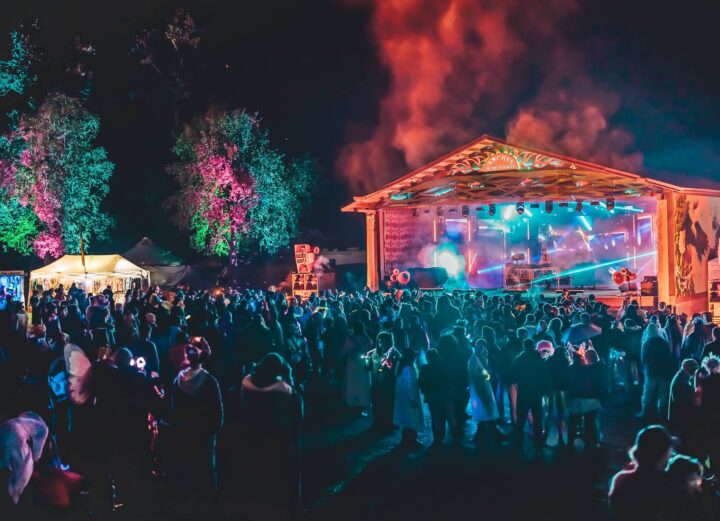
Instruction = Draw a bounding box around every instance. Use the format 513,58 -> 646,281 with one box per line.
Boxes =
167,108 -> 316,266
1,93 -> 114,257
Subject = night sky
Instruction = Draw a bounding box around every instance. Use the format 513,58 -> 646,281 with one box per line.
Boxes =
2,0 -> 720,262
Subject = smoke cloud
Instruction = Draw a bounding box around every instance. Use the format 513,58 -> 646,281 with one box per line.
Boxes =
337,0 -> 643,192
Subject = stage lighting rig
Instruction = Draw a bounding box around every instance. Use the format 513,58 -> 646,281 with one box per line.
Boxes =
576,200 -> 583,212
516,202 -> 525,215
606,198 -> 615,211
488,203 -> 496,216
545,200 -> 553,213
462,205 -> 469,217
436,207 -> 444,217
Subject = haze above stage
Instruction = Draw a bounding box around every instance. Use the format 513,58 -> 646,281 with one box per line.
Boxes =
343,135 -> 720,315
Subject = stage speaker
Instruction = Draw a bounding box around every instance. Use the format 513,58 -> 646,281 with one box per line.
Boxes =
408,267 -> 449,288
641,277 -> 658,296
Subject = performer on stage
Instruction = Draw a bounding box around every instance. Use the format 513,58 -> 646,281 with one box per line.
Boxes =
540,248 -> 552,265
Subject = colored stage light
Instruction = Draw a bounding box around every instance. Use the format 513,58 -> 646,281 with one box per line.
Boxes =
545,201 -> 553,213
462,205 -> 469,217
412,208 -> 419,217
530,251 -> 657,285
576,200 -> 583,212
488,203 -> 496,216
579,215 -> 592,231
607,198 -> 615,211
516,202 -> 525,215
436,207 -> 444,217
437,250 -> 461,277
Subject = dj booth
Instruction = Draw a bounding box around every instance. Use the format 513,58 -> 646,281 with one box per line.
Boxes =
503,264 -> 571,291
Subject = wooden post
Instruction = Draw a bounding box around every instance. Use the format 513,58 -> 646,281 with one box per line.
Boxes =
656,196 -> 673,305
365,211 -> 380,290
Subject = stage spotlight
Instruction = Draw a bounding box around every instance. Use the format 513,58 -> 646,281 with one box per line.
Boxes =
576,200 -> 583,212
530,203 -> 540,208
545,200 -> 553,213
516,202 -> 525,215
436,207 -> 444,217
462,205 -> 469,217
475,206 -> 483,212
607,198 -> 615,211
488,203 -> 496,216
559,202 -> 569,208
412,208 -> 419,217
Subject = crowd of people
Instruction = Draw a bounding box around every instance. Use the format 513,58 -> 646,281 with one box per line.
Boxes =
0,282 -> 719,518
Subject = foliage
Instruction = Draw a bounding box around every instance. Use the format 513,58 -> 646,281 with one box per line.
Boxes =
0,30 -> 35,97
0,93 -> 114,257
167,109 -> 316,261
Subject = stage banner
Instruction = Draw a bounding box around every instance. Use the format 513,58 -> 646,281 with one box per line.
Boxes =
674,194 -> 720,297
382,209 -> 428,275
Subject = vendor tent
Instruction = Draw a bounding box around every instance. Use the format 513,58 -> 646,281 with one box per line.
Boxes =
124,237 -> 191,287
30,254 -> 149,295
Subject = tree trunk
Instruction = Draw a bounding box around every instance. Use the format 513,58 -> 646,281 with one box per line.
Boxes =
229,224 -> 238,268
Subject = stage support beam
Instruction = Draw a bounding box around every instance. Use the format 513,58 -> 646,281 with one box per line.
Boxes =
656,197 -> 673,305
365,211 -> 380,291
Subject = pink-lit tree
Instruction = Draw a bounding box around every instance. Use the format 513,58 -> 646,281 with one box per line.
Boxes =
1,93 -> 113,258
167,109 -> 316,266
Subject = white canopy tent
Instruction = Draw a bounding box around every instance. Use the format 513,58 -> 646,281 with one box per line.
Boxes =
29,254 -> 150,295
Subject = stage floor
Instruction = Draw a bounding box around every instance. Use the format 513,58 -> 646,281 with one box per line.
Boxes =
420,286 -> 656,311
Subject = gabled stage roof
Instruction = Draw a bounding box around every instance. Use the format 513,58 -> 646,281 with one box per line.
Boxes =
342,135 -> 720,212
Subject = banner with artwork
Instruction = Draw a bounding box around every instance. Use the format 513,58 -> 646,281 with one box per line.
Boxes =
674,194 -> 720,296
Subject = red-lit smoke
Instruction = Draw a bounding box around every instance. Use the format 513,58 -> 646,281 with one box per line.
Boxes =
337,0 -> 642,192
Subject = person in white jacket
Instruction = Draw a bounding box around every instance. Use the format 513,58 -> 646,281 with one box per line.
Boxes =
468,339 -> 503,445
393,348 -> 425,450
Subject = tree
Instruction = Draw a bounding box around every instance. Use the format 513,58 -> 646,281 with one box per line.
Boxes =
0,29 -> 35,97
167,109 -> 316,265
0,93 -> 114,257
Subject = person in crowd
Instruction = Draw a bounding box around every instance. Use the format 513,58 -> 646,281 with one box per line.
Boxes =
546,340 -> 571,446
437,333 -> 471,440
393,344 -> 424,450
666,454 -> 708,521
419,348 -> 454,447
638,323 -> 676,419
567,346 -> 605,449
702,327 -> 720,359
665,314 -> 684,361
468,338 -> 502,445
699,355 -> 720,476
341,321 -> 373,412
226,352 -> 303,511
167,342 -> 223,500
131,322 -> 160,378
622,318 -> 643,387
511,338 -> 553,449
609,424 -> 676,520
366,331 -> 398,433
682,318 -> 706,361
669,359 -> 701,451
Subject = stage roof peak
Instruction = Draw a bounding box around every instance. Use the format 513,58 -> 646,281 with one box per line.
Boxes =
342,135 -> 720,212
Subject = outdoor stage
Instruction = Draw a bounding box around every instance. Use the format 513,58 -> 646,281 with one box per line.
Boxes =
344,135 -> 720,316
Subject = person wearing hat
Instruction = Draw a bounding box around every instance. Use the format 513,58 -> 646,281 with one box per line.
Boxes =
609,424 -> 677,520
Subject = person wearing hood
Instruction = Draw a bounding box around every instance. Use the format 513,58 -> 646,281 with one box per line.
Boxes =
168,341 -> 223,500
233,353 -> 303,510
638,323 -> 676,419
